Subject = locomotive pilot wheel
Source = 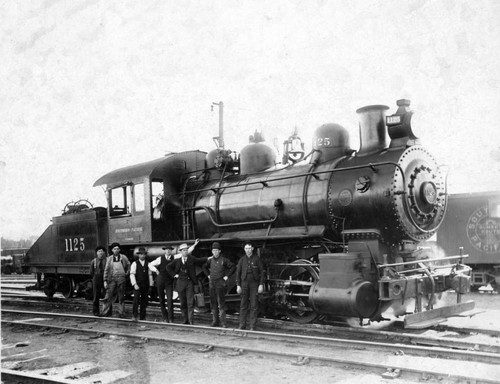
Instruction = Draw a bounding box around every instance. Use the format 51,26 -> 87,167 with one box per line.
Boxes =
279,259 -> 320,324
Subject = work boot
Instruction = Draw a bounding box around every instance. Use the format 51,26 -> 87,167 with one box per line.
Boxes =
211,316 -> 220,327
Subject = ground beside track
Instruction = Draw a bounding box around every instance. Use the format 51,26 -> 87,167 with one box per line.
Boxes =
2,278 -> 500,383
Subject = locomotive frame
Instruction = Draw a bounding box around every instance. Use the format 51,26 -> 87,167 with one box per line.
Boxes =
25,99 -> 473,328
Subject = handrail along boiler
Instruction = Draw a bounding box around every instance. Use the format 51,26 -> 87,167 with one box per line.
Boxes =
25,99 -> 473,327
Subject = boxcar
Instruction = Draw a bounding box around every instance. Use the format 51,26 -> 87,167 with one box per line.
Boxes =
437,191 -> 500,289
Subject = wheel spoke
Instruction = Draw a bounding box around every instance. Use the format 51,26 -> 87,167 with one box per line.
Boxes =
279,260 -> 319,324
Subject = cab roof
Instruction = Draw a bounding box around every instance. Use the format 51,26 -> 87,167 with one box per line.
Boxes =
94,150 -> 207,188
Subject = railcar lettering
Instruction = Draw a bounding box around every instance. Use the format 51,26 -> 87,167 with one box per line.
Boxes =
115,227 -> 143,233
64,237 -> 85,252
467,206 -> 500,254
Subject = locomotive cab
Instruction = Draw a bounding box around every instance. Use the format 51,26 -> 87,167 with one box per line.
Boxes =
93,151 -> 206,249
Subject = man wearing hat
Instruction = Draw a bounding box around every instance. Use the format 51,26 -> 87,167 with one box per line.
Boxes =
90,245 -> 107,316
236,242 -> 265,330
202,242 -> 235,327
167,239 -> 206,324
130,247 -> 154,321
149,242 -> 197,322
102,242 -> 131,318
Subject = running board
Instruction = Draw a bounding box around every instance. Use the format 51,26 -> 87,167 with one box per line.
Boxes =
404,301 -> 475,329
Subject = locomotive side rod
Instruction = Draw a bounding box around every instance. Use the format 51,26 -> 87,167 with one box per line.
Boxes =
393,263 -> 468,275
270,263 -> 320,267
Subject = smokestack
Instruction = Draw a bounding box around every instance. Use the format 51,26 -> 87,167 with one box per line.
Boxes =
355,104 -> 389,156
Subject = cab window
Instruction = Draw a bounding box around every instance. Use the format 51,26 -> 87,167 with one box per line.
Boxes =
110,186 -> 131,217
152,180 -> 164,220
133,183 -> 145,213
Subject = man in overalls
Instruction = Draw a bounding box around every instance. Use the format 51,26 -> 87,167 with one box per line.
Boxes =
102,242 -> 130,318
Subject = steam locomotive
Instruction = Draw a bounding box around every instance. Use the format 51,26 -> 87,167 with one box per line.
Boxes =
26,99 -> 473,328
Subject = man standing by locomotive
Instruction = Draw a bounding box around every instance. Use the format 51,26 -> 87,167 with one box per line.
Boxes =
203,242 -> 235,327
166,239 -> 205,325
130,247 -> 154,321
101,242 -> 130,318
236,242 -> 264,330
149,243 -> 195,322
90,246 -> 107,316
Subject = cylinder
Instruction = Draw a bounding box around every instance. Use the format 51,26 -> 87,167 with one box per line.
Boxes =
309,253 -> 379,318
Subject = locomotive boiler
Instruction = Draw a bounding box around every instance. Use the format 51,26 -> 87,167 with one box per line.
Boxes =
26,99 -> 473,328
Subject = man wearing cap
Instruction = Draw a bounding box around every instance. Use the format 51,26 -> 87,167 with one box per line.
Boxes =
236,242 -> 265,330
202,242 -> 235,327
149,243 -> 196,322
90,245 -> 107,316
130,247 -> 154,321
102,242 -> 131,318
167,239 -> 206,325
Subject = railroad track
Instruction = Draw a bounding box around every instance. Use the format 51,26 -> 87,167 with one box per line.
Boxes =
3,293 -> 500,355
2,308 -> 500,383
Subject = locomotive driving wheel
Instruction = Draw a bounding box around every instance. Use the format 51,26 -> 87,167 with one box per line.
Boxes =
279,259 -> 320,324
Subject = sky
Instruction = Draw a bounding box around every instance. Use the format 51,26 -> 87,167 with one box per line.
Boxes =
1,0 -> 500,240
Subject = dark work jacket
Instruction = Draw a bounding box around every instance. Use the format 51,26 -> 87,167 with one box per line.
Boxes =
90,257 -> 106,281
236,254 -> 265,286
167,255 -> 208,284
157,256 -> 175,283
202,257 -> 236,280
